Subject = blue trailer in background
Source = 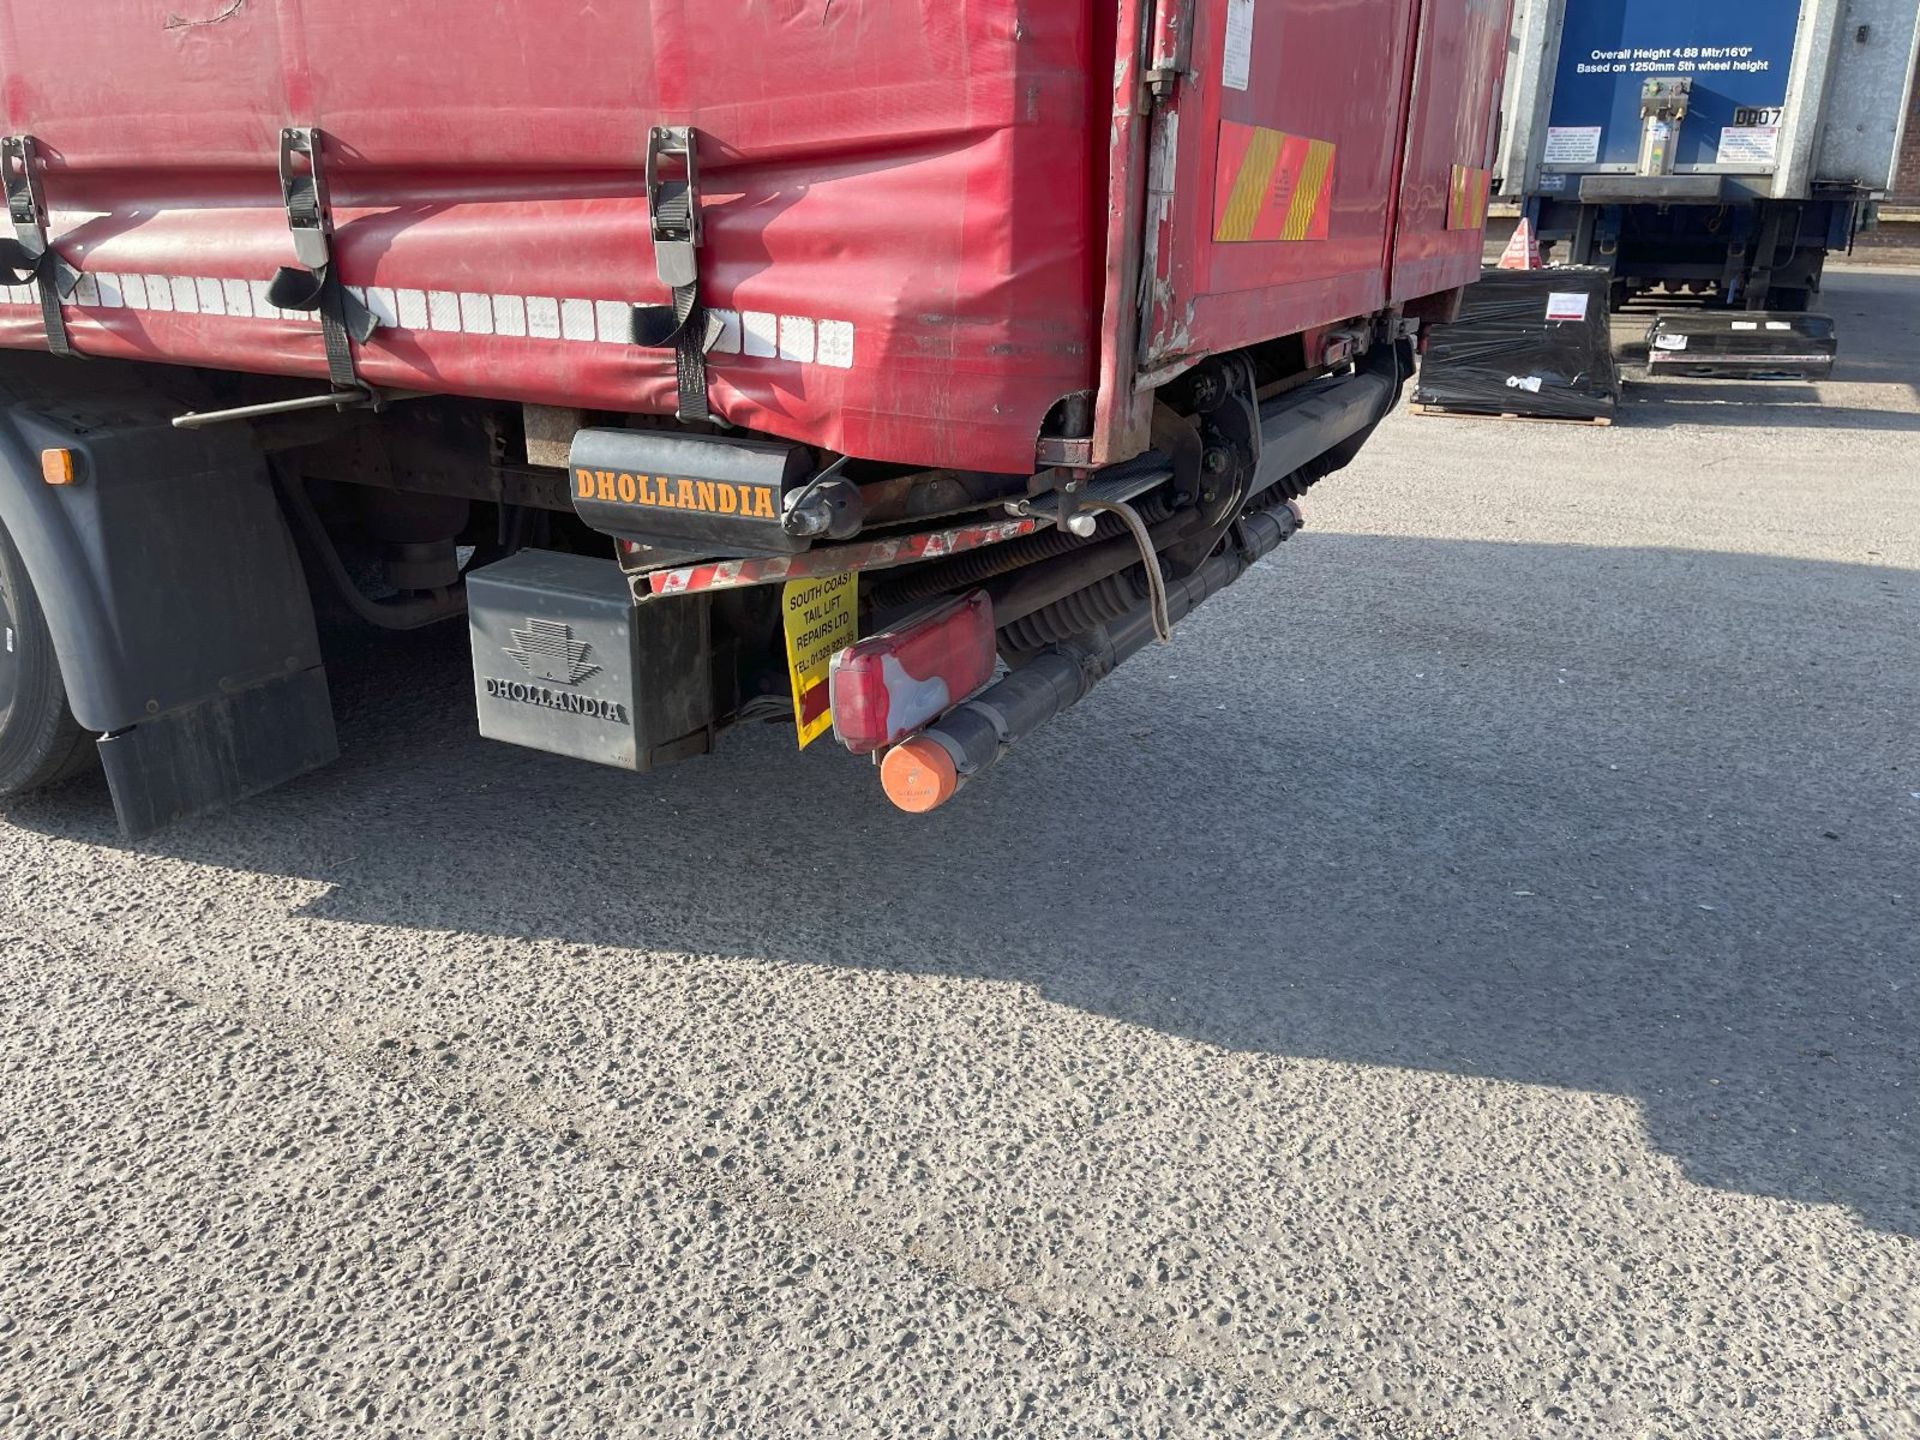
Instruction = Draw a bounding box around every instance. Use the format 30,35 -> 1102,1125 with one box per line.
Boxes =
1497,0 -> 1920,312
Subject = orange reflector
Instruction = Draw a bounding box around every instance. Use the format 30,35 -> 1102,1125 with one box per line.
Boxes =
40,448 -> 76,486
879,735 -> 960,814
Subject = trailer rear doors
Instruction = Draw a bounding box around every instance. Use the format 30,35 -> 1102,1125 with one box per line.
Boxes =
1093,0 -> 1509,460
1134,0 -> 1424,380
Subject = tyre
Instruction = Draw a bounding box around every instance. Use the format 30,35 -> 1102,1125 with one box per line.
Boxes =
1765,286 -> 1811,313
0,520 -> 95,796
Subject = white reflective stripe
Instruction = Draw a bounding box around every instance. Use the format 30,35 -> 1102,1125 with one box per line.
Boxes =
559,298 -> 595,342
594,299 -> 629,344
817,319 -> 855,369
741,310 -> 778,358
365,286 -> 399,327
458,291 -> 493,335
6,271 -> 858,367
778,315 -> 815,363
491,293 -> 526,337
395,288 -> 429,330
526,296 -> 561,339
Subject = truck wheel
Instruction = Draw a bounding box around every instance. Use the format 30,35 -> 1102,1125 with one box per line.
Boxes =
0,522 -> 95,796
1766,286 -> 1811,313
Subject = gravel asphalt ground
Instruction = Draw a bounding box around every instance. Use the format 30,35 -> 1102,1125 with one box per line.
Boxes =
2,267 -> 1916,1439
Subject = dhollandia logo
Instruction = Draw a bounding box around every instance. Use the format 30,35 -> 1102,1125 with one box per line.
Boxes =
574,466 -> 779,519
505,618 -> 599,685
485,618 -> 628,723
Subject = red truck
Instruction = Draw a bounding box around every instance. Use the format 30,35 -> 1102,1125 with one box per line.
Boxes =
0,0 -> 1506,832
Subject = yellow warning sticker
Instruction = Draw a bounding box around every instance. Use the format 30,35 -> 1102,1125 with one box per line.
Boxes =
782,572 -> 859,748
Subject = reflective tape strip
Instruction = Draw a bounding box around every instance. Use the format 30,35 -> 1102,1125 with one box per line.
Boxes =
1213,122 -> 1336,244
1282,140 -> 1336,241
646,516 -> 1042,596
1447,165 -> 1492,231
0,276 -> 858,369
1217,125 -> 1283,242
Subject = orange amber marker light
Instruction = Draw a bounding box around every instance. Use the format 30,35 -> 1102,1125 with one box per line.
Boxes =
879,735 -> 960,814
40,448 -> 76,485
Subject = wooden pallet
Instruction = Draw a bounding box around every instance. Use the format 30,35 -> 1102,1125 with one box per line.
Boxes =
1410,402 -> 1613,427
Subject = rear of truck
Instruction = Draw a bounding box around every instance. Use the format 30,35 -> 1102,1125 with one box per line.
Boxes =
0,0 -> 1506,831
1496,0 -> 1920,311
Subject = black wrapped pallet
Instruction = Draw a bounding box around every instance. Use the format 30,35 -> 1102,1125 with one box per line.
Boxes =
1414,267 -> 1620,422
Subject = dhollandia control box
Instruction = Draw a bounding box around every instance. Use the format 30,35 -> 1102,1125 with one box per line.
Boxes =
1495,0 -> 1920,310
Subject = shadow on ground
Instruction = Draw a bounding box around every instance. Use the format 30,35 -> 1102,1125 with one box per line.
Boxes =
1619,381 -> 1920,431
9,535 -> 1918,1237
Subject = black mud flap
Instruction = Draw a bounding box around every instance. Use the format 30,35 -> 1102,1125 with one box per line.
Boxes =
0,357 -> 339,835
97,669 -> 337,838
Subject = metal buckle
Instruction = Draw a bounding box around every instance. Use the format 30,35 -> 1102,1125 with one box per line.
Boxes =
2,134 -> 78,356
636,126 -> 712,421
267,125 -> 380,403
2,135 -> 50,261
278,127 -> 333,271
644,126 -> 701,290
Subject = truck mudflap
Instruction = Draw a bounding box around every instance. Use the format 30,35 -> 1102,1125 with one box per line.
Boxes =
1646,312 -> 1838,380
0,359 -> 337,835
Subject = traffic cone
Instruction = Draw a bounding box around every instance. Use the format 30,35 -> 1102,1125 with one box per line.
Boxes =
1497,217 -> 1543,270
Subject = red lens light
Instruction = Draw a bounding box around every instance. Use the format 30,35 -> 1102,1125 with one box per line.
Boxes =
829,590 -> 996,754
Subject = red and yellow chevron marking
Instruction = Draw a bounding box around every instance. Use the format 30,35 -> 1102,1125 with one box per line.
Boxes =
1447,164 -> 1492,231
1213,121 -> 1336,243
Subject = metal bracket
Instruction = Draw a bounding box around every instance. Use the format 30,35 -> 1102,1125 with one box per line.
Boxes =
1035,436 -> 1095,468
631,126 -> 714,422
3,136 -> 54,267
277,127 -> 333,271
781,455 -> 864,540
1,135 -> 80,356
645,125 -> 702,290
1004,454 -> 1176,538
1143,0 -> 1194,102
268,127 -> 379,397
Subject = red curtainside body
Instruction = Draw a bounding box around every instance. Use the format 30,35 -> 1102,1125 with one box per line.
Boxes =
0,0 -> 1504,476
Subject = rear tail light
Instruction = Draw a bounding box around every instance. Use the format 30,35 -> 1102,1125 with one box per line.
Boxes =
829,590 -> 996,754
